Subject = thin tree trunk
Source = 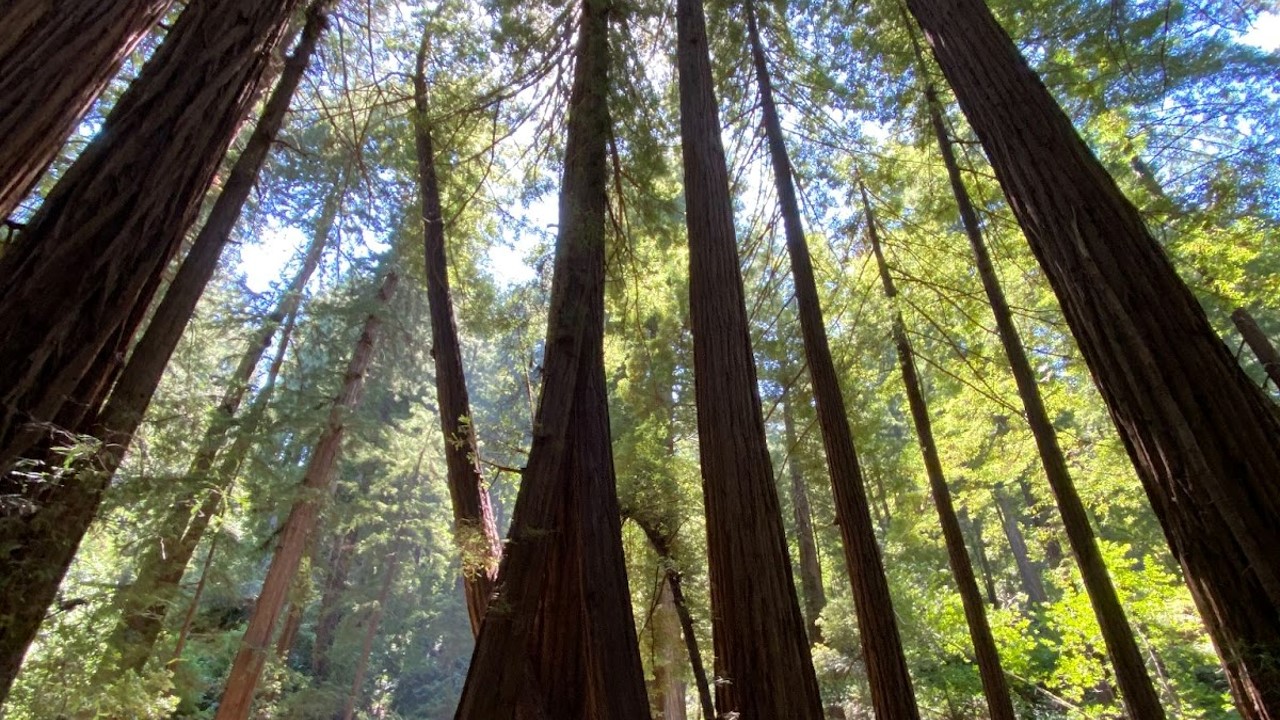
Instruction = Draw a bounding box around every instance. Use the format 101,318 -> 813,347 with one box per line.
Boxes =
653,577 -> 688,720
862,182 -> 1017,720
0,0 -> 174,220
413,31 -> 502,635
170,531 -> 221,665
339,545 -> 401,720
1231,309 -> 1280,390
213,269 -> 398,720
102,182 -> 334,673
676,0 -> 823,716
907,1 -> 1280,715
313,525 -> 360,680
0,0 -> 306,699
902,19 -> 1169,709
452,2 -> 648,716
958,507 -> 1000,608
992,484 -> 1048,605
275,601 -> 305,662
781,387 -> 827,644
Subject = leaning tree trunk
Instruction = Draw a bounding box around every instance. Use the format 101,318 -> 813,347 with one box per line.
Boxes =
905,0 -> 1278,713
958,507 -> 1000,608
0,0 -> 174,220
452,1 -> 649,717
340,543 -> 401,720
413,31 -> 502,635
1231,309 -> 1280,391
904,21 -> 1169,708
781,387 -> 827,645
0,0 -> 306,699
862,182 -> 1017,720
675,0 -> 824,716
992,483 -> 1048,605
213,269 -> 399,720
98,186 -> 334,677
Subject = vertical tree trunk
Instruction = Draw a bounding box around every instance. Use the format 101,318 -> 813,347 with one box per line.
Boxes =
958,507 -> 1000,608
1231,309 -> 1280,390
992,484 -> 1048,605
781,388 -> 827,645
412,31 -> 502,635
907,1 -> 1280,714
653,577 -> 689,720
213,269 -> 398,720
675,0 -> 824,716
0,0 -> 306,699
903,20 -> 1170,708
452,2 -> 649,716
102,178 -> 335,673
862,182 -> 1017,720
0,0 -> 174,219
339,545 -> 401,720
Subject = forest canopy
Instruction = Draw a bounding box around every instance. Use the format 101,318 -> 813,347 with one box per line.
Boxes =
0,0 -> 1278,718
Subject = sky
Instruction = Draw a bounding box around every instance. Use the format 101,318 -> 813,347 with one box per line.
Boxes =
237,11 -> 1280,295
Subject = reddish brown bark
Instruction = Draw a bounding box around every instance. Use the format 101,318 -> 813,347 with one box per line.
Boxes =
676,0 -> 823,716
862,183 -> 1016,720
214,270 -> 398,720
781,388 -> 826,645
0,0 -> 305,700
0,0 -> 174,219
452,2 -> 648,716
413,31 -> 502,635
905,0 -> 1276,715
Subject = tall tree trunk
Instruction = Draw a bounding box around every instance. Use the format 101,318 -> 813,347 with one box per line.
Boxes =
676,0 -> 823,716
171,530 -> 221,664
992,484 -> 1048,605
861,182 -> 1017,720
101,179 -> 334,673
1231,309 -> 1280,390
313,525 -> 360,681
0,0 -> 174,220
906,1 -> 1280,715
452,2 -> 648,717
903,20 -> 1170,709
213,269 -> 398,720
413,31 -> 502,635
0,0 -> 306,699
958,507 -> 1000,608
781,388 -> 827,645
653,577 -> 688,720
339,545 -> 401,720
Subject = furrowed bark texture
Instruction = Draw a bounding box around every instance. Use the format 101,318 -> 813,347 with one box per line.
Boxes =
413,34 -> 502,635
0,0 -> 173,219
863,184 -> 1015,720
676,0 -> 823,716
745,6 -> 916,715
1231,309 -> 1280,390
906,0 -> 1279,715
916,58 -> 1166,715
103,184 -> 333,673
452,1 -> 649,716
0,0 -> 305,699
781,389 -> 826,645
213,270 -> 398,720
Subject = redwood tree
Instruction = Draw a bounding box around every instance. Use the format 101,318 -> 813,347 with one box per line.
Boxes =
413,29 -> 502,635
451,0 -> 649,716
675,0 -> 824,715
905,0 -> 1280,715
214,269 -> 399,720
0,0 -> 306,699
0,0 -> 174,219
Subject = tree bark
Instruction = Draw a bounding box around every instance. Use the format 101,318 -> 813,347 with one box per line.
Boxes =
339,544 -> 401,720
213,269 -> 398,720
958,506 -> 1000,608
653,577 -> 688,720
902,19 -> 1170,709
992,484 -> 1048,605
1231,309 -> 1280,391
0,0 -> 306,700
907,2 -> 1280,714
676,0 -> 824,716
313,525 -> 360,680
413,31 -> 502,636
862,182 -> 1017,720
452,2 -> 648,717
0,0 -> 174,220
781,388 -> 827,645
